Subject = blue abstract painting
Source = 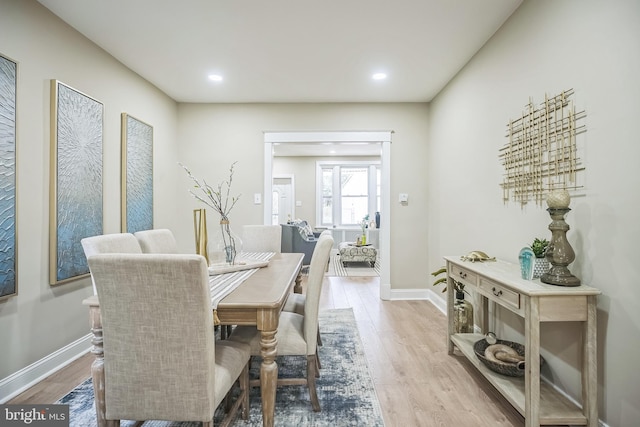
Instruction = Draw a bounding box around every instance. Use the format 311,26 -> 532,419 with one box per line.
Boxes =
0,54 -> 17,299
122,114 -> 153,233
51,81 -> 103,285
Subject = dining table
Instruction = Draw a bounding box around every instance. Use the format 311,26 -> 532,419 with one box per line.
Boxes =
82,251 -> 304,427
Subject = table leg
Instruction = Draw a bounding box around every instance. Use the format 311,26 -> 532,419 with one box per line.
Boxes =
88,305 -> 107,427
260,328 -> 278,427
583,295 -> 598,427
446,270 -> 455,354
524,297 -> 541,427
293,272 -> 303,294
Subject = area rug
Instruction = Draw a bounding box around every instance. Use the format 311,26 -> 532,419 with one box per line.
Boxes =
326,251 -> 380,277
58,308 -> 385,427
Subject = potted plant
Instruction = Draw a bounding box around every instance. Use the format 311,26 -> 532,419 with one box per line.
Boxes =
530,237 -> 550,278
431,267 -> 473,333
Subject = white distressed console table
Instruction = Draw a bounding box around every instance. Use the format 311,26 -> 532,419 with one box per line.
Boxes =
444,256 -> 601,427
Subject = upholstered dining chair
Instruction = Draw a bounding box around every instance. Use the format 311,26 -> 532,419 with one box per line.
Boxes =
283,230 -> 333,348
81,233 -> 142,295
228,233 -> 333,412
87,253 -> 251,427
241,225 -> 282,253
134,228 -> 179,253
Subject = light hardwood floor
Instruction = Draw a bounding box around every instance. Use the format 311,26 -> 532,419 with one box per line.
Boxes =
9,275 -> 545,426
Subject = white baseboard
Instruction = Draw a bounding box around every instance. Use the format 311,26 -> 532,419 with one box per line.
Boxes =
0,334 -> 92,403
388,287 -> 446,311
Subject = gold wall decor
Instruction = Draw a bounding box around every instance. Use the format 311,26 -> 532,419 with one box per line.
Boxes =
499,89 -> 586,207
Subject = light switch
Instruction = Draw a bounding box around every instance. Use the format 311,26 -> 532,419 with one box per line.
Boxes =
399,193 -> 409,203
254,193 -> 262,204
296,200 -> 302,207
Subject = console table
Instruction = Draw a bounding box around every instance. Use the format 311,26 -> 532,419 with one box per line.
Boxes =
444,256 -> 600,427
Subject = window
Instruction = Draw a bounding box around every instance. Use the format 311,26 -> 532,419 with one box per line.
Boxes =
317,161 -> 380,227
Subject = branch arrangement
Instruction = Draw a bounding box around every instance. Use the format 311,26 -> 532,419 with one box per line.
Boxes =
179,161 -> 241,220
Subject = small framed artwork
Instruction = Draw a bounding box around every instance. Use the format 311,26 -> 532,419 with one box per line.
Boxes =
121,113 -> 153,233
0,53 -> 17,300
49,80 -> 103,285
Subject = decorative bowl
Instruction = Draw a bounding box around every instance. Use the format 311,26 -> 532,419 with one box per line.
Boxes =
473,338 -> 545,377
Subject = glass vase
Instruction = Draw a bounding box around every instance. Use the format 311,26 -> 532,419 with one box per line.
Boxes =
453,291 -> 474,333
209,219 -> 243,265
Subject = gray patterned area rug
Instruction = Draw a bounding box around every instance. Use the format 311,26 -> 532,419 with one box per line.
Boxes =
58,308 -> 385,427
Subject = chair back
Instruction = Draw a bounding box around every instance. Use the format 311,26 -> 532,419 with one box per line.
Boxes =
303,233 -> 333,354
81,233 -> 142,294
87,253 -> 216,422
134,228 -> 179,253
242,225 -> 282,253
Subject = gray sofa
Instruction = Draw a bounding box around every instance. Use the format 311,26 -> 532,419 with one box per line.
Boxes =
281,222 -> 320,265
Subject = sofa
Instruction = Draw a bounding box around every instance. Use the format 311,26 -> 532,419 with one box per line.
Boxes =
281,221 -> 321,265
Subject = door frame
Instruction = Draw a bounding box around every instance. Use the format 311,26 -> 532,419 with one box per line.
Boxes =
263,131 -> 392,300
272,174 -> 295,224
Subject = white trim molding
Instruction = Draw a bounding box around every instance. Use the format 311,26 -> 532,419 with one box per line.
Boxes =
0,334 -> 92,403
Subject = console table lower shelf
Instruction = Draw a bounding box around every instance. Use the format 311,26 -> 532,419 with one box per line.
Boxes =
451,333 -> 587,425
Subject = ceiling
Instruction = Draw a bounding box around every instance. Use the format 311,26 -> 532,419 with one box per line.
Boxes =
36,0 -> 522,104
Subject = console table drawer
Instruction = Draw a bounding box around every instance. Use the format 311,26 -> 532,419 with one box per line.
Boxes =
480,278 -> 520,310
449,264 -> 478,286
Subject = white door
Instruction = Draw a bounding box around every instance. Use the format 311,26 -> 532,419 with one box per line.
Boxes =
273,176 -> 294,225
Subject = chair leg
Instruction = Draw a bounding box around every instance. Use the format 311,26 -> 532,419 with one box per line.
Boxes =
315,351 -> 320,378
306,355 -> 321,412
317,328 -> 323,346
220,325 -> 233,340
241,362 -> 250,420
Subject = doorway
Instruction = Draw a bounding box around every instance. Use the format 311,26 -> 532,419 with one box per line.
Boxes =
263,131 -> 392,300
272,175 -> 294,225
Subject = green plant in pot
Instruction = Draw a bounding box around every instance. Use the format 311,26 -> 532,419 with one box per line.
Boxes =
431,267 -> 473,333
530,238 -> 550,279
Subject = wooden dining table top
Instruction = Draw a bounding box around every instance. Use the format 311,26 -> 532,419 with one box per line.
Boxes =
215,252 -> 304,326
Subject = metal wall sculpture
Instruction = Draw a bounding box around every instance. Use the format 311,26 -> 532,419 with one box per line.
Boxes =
121,113 -> 153,233
49,80 -> 103,285
0,54 -> 17,299
500,89 -> 586,207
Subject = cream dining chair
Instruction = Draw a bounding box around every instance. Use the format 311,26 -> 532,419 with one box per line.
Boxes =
134,228 -> 179,253
241,225 -> 282,253
282,229 -> 333,349
80,233 -> 142,295
87,253 -> 251,427
228,233 -> 333,412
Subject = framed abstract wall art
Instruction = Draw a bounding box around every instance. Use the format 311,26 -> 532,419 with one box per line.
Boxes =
49,80 -> 103,285
121,113 -> 153,233
0,54 -> 17,299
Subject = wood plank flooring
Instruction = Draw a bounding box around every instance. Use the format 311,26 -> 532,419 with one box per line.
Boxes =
8,275 -> 535,426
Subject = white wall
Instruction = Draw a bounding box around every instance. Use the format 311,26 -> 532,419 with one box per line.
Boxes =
0,0 -> 178,382
175,103 -> 429,290
273,155 -> 380,224
427,1 -> 640,425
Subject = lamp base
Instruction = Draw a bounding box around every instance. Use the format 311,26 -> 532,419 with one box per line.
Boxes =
541,266 -> 581,287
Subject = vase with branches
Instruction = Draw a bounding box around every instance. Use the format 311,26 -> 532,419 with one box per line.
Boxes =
359,214 -> 369,245
180,162 -> 242,264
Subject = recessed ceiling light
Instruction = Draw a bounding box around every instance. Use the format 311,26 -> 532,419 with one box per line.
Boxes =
208,74 -> 223,82
372,73 -> 387,80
